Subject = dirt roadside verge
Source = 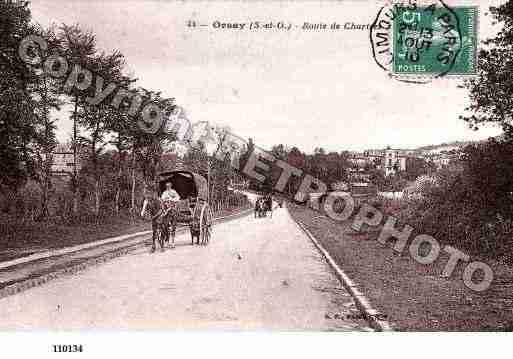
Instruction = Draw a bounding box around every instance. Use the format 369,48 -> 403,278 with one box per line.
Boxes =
0,204 -> 250,263
0,205 -> 252,298
0,216 -> 150,263
288,202 -> 513,331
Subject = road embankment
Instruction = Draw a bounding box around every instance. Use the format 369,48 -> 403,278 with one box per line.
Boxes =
287,202 -> 513,331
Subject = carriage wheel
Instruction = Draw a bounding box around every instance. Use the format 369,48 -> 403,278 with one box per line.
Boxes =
199,203 -> 213,245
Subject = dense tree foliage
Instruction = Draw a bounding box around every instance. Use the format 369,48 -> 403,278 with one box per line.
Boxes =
402,139 -> 513,261
0,2 -> 36,192
406,2 -> 513,261
0,1 -> 244,223
461,1 -> 513,135
243,144 -> 351,195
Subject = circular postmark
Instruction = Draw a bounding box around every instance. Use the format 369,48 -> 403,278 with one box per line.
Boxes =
370,0 -> 464,83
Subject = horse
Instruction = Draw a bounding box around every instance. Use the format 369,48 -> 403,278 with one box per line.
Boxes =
141,196 -> 178,252
190,218 -> 201,245
254,197 -> 265,218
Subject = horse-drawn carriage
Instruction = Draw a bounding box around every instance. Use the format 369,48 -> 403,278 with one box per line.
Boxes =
254,194 -> 273,218
142,170 -> 213,252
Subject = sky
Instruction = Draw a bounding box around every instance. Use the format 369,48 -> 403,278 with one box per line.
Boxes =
30,0 -> 505,152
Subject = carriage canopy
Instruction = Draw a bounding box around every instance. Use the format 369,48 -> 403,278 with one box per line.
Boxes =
158,170 -> 208,202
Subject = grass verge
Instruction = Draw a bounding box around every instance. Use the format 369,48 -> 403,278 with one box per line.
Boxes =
0,204 -> 251,263
288,202 -> 513,331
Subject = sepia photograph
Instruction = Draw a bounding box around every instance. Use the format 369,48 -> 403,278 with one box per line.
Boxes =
0,0 -> 512,356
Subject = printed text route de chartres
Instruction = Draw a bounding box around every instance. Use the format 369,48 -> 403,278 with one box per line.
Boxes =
210,21 -> 370,30
302,22 -> 371,30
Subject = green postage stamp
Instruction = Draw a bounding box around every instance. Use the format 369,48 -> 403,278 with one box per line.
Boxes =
392,5 -> 478,76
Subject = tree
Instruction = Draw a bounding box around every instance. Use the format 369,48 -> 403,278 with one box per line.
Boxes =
239,137 -> 255,171
405,157 -> 434,181
57,24 -> 98,214
183,140 -> 208,175
369,168 -> 386,190
460,2 -> 513,136
131,88 -> 175,190
270,144 -> 287,160
0,1 -> 37,195
403,140 -> 513,258
108,107 -> 135,214
210,125 -> 236,200
238,138 -> 257,189
405,2 -> 513,260
30,26 -> 64,218
285,147 -> 305,195
77,50 -> 127,216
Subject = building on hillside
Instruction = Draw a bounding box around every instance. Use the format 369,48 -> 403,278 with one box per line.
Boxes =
347,153 -> 367,167
348,147 -> 408,177
348,152 -> 382,171
363,149 -> 383,163
430,153 -> 459,169
421,150 -> 461,170
349,143 -> 469,177
383,147 -> 407,176
46,143 -> 87,176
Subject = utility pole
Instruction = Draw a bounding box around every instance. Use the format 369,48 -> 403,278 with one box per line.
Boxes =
72,94 -> 78,214
207,158 -> 211,204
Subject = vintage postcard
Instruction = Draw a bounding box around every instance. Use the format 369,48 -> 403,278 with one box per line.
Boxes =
0,0 -> 512,355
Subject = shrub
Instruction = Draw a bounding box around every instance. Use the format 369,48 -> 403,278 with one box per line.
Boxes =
399,139 -> 513,263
